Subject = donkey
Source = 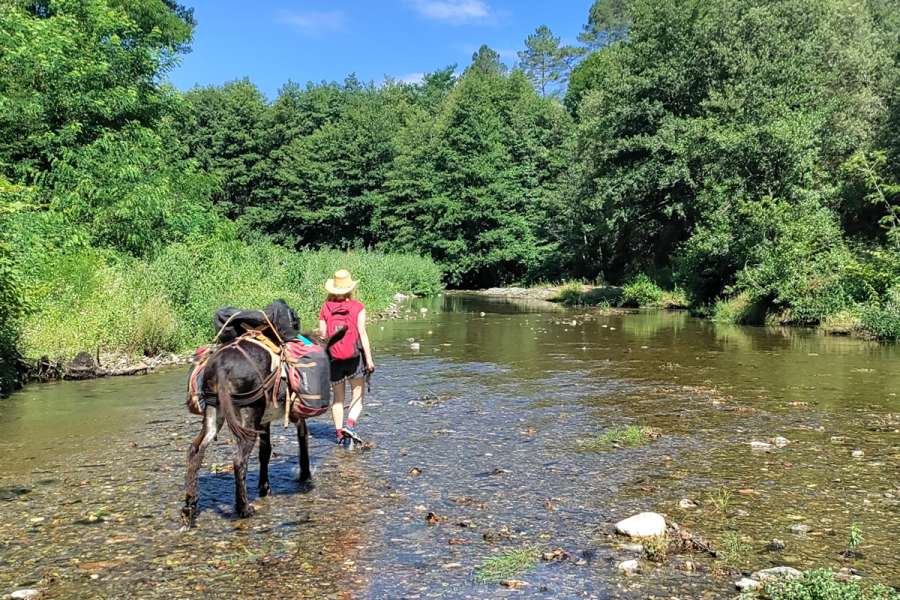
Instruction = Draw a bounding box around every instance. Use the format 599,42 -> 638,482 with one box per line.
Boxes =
181,330 -> 344,528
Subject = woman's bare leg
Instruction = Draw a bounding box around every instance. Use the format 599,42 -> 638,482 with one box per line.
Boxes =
331,380 -> 345,439
346,376 -> 365,428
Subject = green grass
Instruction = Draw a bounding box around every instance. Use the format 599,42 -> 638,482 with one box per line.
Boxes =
578,425 -> 660,451
553,276 -> 687,309
765,569 -> 900,600
474,546 -> 540,583
20,241 -> 443,358
716,531 -> 751,569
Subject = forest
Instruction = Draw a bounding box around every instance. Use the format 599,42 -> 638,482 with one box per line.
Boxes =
1,0 -> 899,392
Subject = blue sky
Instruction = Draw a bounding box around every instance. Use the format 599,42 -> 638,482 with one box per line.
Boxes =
166,0 -> 593,98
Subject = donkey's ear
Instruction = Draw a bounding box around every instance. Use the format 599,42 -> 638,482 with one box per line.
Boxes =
326,326 -> 347,349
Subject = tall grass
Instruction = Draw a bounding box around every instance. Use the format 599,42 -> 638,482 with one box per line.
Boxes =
20,240 -> 442,358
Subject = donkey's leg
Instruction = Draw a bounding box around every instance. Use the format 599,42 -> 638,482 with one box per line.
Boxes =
233,406 -> 260,518
297,418 -> 312,483
258,422 -> 272,498
182,407 -> 221,527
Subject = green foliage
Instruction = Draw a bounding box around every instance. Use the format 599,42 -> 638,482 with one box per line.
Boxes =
45,125 -> 218,256
20,243 -> 442,358
765,569 -> 900,600
578,0 -> 631,49
716,531 -> 751,568
0,0 -> 194,180
474,547 -> 540,583
859,288 -> 900,340
578,425 -> 659,451
620,274 -> 664,307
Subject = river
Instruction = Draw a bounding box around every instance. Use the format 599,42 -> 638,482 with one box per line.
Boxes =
1,294 -> 898,599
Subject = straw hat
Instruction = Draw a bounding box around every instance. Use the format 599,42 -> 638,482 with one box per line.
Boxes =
325,269 -> 358,295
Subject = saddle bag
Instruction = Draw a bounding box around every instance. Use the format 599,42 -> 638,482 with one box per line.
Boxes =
283,339 -> 331,420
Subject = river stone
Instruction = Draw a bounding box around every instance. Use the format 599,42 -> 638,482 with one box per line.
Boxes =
768,538 -> 786,551
751,566 -> 803,581
851,449 -> 865,458
771,436 -> 790,447
735,578 -> 761,591
10,591 -> 40,600
617,559 -> 641,575
615,512 -> 666,538
751,441 -> 774,451
789,523 -> 811,535
678,498 -> 698,509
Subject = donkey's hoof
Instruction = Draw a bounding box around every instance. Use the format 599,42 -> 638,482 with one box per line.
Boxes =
237,504 -> 256,519
258,483 -> 270,498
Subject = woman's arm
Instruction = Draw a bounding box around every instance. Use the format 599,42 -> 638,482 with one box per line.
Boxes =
318,319 -> 327,339
357,309 -> 375,372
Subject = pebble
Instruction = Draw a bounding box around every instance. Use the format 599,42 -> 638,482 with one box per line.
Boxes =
615,512 -> 666,538
851,449 -> 865,458
410,342 -> 421,351
618,543 -> 645,553
735,577 -> 761,591
678,498 -> 698,509
10,591 -> 40,600
751,566 -> 803,581
767,538 -> 786,551
789,523 -> 811,535
751,441 -> 774,451
617,559 -> 641,575
771,436 -> 790,447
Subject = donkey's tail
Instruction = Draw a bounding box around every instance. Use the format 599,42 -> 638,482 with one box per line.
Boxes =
218,381 -> 257,443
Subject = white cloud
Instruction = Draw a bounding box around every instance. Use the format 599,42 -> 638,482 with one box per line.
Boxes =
411,0 -> 492,24
278,10 -> 346,34
397,72 -> 426,84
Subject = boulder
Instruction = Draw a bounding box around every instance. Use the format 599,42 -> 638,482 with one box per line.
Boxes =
10,591 -> 41,600
751,566 -> 803,581
615,512 -> 667,538
617,559 -> 641,575
735,578 -> 761,592
789,523 -> 811,535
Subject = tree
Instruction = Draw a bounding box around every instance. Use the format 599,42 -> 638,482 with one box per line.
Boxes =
0,0 -> 195,181
518,25 -> 579,97
578,0 -> 631,50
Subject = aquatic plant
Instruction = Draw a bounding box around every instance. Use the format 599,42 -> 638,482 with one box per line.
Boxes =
578,425 -> 660,451
474,546 -> 540,583
765,569 -> 900,600
707,487 -> 733,516
716,531 -> 751,568
642,534 -> 668,562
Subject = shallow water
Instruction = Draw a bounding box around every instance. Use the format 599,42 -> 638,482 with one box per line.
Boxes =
1,295 -> 898,598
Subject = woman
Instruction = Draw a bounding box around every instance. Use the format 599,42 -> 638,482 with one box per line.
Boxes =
319,269 -> 375,445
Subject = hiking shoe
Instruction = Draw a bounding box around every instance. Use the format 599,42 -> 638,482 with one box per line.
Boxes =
341,426 -> 363,444
335,430 -> 345,445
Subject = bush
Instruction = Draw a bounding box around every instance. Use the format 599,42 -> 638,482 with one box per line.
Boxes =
620,274 -> 664,307
859,288 -> 900,340
19,240 -> 443,359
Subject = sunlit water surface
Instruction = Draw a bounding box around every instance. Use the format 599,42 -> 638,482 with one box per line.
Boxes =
1,295 -> 898,598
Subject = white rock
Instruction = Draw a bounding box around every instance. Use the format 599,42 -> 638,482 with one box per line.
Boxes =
615,512 -> 667,538
410,342 -> 421,351
851,449 -> 865,458
617,559 -> 641,575
10,591 -> 40,600
771,436 -> 790,447
618,543 -> 645,553
789,523 -> 811,535
678,498 -> 698,509
420,307 -> 428,314
751,566 -> 803,581
751,441 -> 774,451
735,578 -> 761,591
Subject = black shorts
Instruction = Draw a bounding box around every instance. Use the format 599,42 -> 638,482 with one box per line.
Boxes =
330,354 -> 366,383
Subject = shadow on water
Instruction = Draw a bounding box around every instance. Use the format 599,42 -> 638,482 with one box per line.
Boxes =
1,294 -> 899,598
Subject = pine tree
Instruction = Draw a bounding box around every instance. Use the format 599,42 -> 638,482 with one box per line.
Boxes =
518,26 -> 578,97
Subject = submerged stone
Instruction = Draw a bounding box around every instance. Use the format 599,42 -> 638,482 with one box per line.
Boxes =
617,559 -> 641,575
735,577 -> 761,591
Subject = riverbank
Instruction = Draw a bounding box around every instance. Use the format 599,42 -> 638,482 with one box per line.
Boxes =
14,290 -> 423,387
464,284 -> 899,342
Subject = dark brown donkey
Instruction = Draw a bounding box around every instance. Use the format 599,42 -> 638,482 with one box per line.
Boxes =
181,331 -> 344,528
